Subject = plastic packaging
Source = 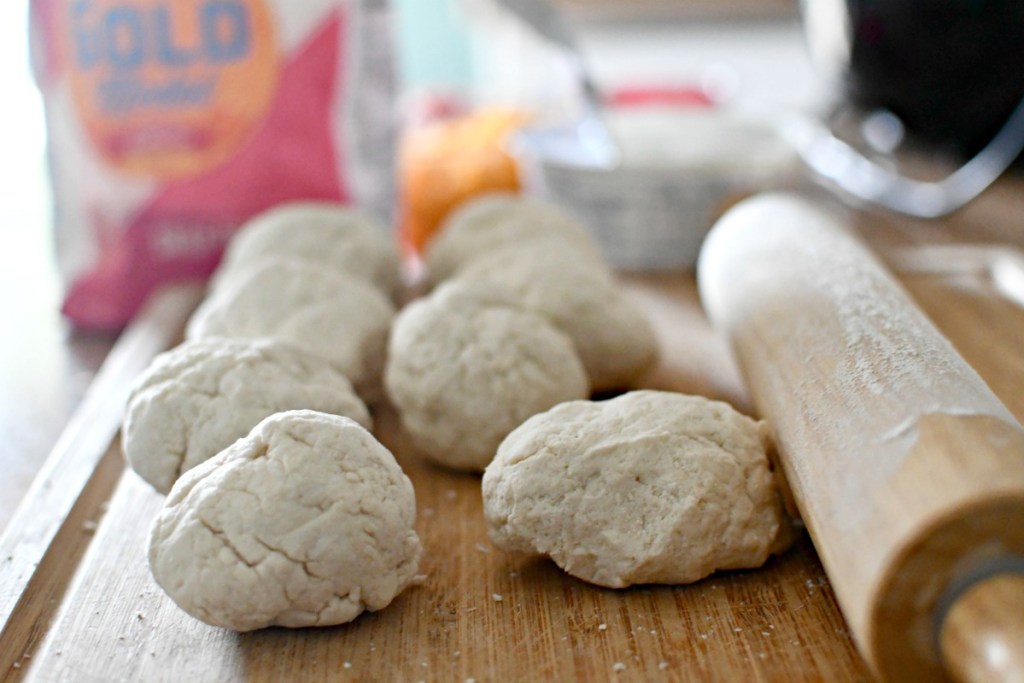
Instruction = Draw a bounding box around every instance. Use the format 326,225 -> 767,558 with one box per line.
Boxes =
31,0 -> 396,330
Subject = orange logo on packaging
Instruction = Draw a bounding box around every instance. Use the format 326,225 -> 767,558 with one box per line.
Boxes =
64,0 -> 279,178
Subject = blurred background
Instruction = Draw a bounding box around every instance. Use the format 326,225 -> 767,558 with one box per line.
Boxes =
393,0 -> 819,259
1,0 -> 54,328
0,0 -> 76,528
0,0 -> 815,524
394,0 -> 816,122
397,0 -> 809,90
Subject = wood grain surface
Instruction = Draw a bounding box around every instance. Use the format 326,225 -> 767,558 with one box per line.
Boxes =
0,286 -> 203,678
2,263 -> 1022,682
15,425 -> 864,683
0,276 -> 861,683
698,195 -> 1024,681
940,574 -> 1024,683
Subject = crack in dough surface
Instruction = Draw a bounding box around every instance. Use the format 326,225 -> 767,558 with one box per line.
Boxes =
124,337 -> 372,494
185,260 -> 395,401
454,241 -> 658,391
482,391 -> 794,588
149,410 -> 422,631
384,281 -> 589,472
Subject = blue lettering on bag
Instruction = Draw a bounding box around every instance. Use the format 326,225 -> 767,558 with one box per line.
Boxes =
202,2 -> 250,62
70,0 -> 253,71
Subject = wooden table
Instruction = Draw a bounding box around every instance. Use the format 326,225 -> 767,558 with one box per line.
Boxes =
2,179 -> 1023,681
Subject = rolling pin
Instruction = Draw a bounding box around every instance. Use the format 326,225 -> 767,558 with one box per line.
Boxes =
697,193 -> 1024,683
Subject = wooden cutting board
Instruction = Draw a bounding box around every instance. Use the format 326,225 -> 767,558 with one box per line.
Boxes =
2,264 -> 1022,682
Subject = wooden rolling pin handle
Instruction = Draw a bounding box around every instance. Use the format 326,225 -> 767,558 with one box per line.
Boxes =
940,571 -> 1024,683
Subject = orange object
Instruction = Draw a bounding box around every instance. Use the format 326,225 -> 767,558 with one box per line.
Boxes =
399,107 -> 530,254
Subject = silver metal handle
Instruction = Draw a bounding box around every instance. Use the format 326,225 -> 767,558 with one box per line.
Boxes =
786,96 -> 1024,219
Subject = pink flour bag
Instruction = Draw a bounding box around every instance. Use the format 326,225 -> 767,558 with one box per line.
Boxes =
30,0 -> 396,330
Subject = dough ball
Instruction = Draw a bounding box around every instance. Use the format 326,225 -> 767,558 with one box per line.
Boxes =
482,390 -> 794,588
384,281 -> 589,472
186,260 -> 395,401
455,243 -> 658,391
148,410 -> 422,631
123,337 -> 372,494
213,202 -> 401,298
423,193 -> 603,285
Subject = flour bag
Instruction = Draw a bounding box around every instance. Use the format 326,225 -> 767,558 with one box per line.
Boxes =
30,0 -> 396,330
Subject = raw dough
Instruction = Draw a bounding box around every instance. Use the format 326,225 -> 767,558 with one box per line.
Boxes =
454,242 -> 658,391
423,193 -> 603,285
384,281 -> 589,471
148,410 -> 422,631
123,337 -> 371,494
186,260 -> 395,401
212,202 -> 401,298
482,390 -> 794,588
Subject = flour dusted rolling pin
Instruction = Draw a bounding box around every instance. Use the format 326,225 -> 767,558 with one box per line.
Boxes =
697,193 -> 1024,683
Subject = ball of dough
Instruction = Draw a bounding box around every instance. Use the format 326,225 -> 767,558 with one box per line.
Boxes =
455,243 -> 658,391
186,260 -> 395,401
482,390 -> 794,588
423,193 -> 603,285
384,281 -> 589,472
148,410 -> 422,631
213,202 -> 401,298
123,337 -> 372,494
